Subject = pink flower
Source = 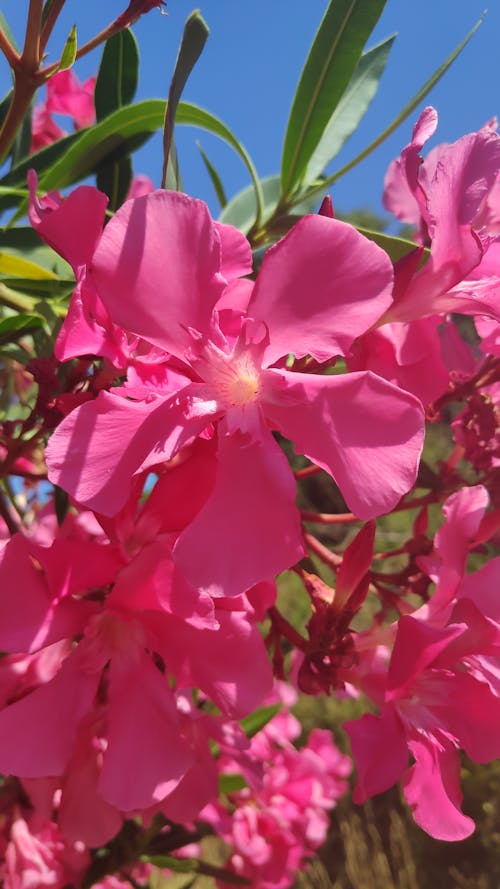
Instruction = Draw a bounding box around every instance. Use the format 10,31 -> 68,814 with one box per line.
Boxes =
30,70 -> 96,154
46,70 -> 96,130
1,812 -> 88,889
205,705 -> 350,889
30,187 -> 424,598
382,107 -> 500,324
345,486 -> 500,841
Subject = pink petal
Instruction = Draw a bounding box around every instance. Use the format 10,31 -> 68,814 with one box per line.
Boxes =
383,106 -> 438,227
214,221 -> 253,279
263,369 -> 424,519
28,172 -> 108,275
0,536 -> 88,653
248,215 -> 393,365
443,671 -> 500,763
404,737 -> 474,840
46,386 -> 218,516
0,651 -> 99,777
164,611 -> 273,717
173,426 -> 304,597
99,655 -> 193,810
344,707 -> 408,802
386,616 -> 466,699
90,190 -> 226,358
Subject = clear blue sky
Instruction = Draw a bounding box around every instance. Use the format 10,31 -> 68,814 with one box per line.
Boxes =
2,1 -> 499,219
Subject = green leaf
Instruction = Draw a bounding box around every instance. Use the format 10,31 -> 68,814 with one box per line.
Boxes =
0,228 -> 72,276
0,313 -> 45,346
304,34 -> 395,183
0,252 -> 59,279
95,28 -> 139,122
327,13 -> 485,188
0,276 -> 74,299
96,154 -> 133,211
197,141 -> 227,209
355,226 -> 429,264
56,24 -> 77,73
0,130 -> 84,213
6,100 -> 167,219
0,12 -> 18,53
162,10 -> 209,189
281,0 -> 387,199
240,703 -> 280,739
218,772 -> 247,794
1,99 -> 263,222
176,102 -> 264,226
219,174 -> 325,236
142,856 -> 249,886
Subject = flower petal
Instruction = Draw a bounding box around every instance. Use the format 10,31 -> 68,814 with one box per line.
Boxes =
90,190 -> 226,358
173,426 -> 304,597
248,215 -> 393,365
263,369 -> 424,519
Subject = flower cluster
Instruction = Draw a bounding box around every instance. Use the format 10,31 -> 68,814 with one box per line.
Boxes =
1,103 -> 500,886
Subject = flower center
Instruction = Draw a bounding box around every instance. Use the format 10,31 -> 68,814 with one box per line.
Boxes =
195,343 -> 261,408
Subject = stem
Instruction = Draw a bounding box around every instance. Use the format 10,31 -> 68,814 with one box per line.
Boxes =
304,532 -> 342,569
302,492 -> 447,525
42,10 -> 134,77
295,464 -> 321,480
0,487 -> 19,535
0,73 -> 37,165
0,283 -> 37,313
40,0 -> 67,54
0,28 -> 19,68
301,509 -> 358,525
22,0 -> 43,71
268,606 -> 307,651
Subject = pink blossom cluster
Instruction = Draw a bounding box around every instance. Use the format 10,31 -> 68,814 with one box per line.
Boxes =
202,689 -> 351,889
1,105 -> 500,884
31,70 -> 96,153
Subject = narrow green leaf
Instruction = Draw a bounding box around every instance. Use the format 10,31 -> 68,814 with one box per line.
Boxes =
0,228 -> 72,276
197,141 -> 227,208
0,12 -> 18,53
176,102 -> 264,225
0,130 -> 83,214
96,154 -> 133,211
355,227 -> 429,264
162,10 -> 209,190
1,99 -> 263,223
240,703 -> 280,739
94,28 -> 139,121
0,277 -> 74,299
281,0 -> 387,198
0,313 -> 45,346
327,13 -> 486,188
6,100 -> 167,220
0,252 -> 59,279
220,174 -> 325,236
304,34 -> 395,183
42,0 -> 59,27
56,24 -> 77,73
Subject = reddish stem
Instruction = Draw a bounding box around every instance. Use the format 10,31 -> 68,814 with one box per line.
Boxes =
295,464 -> 321,479
304,532 -> 342,568
0,28 -> 19,68
268,606 -> 307,651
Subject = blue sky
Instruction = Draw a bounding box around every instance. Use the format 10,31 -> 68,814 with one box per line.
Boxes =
2,1 -> 500,219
